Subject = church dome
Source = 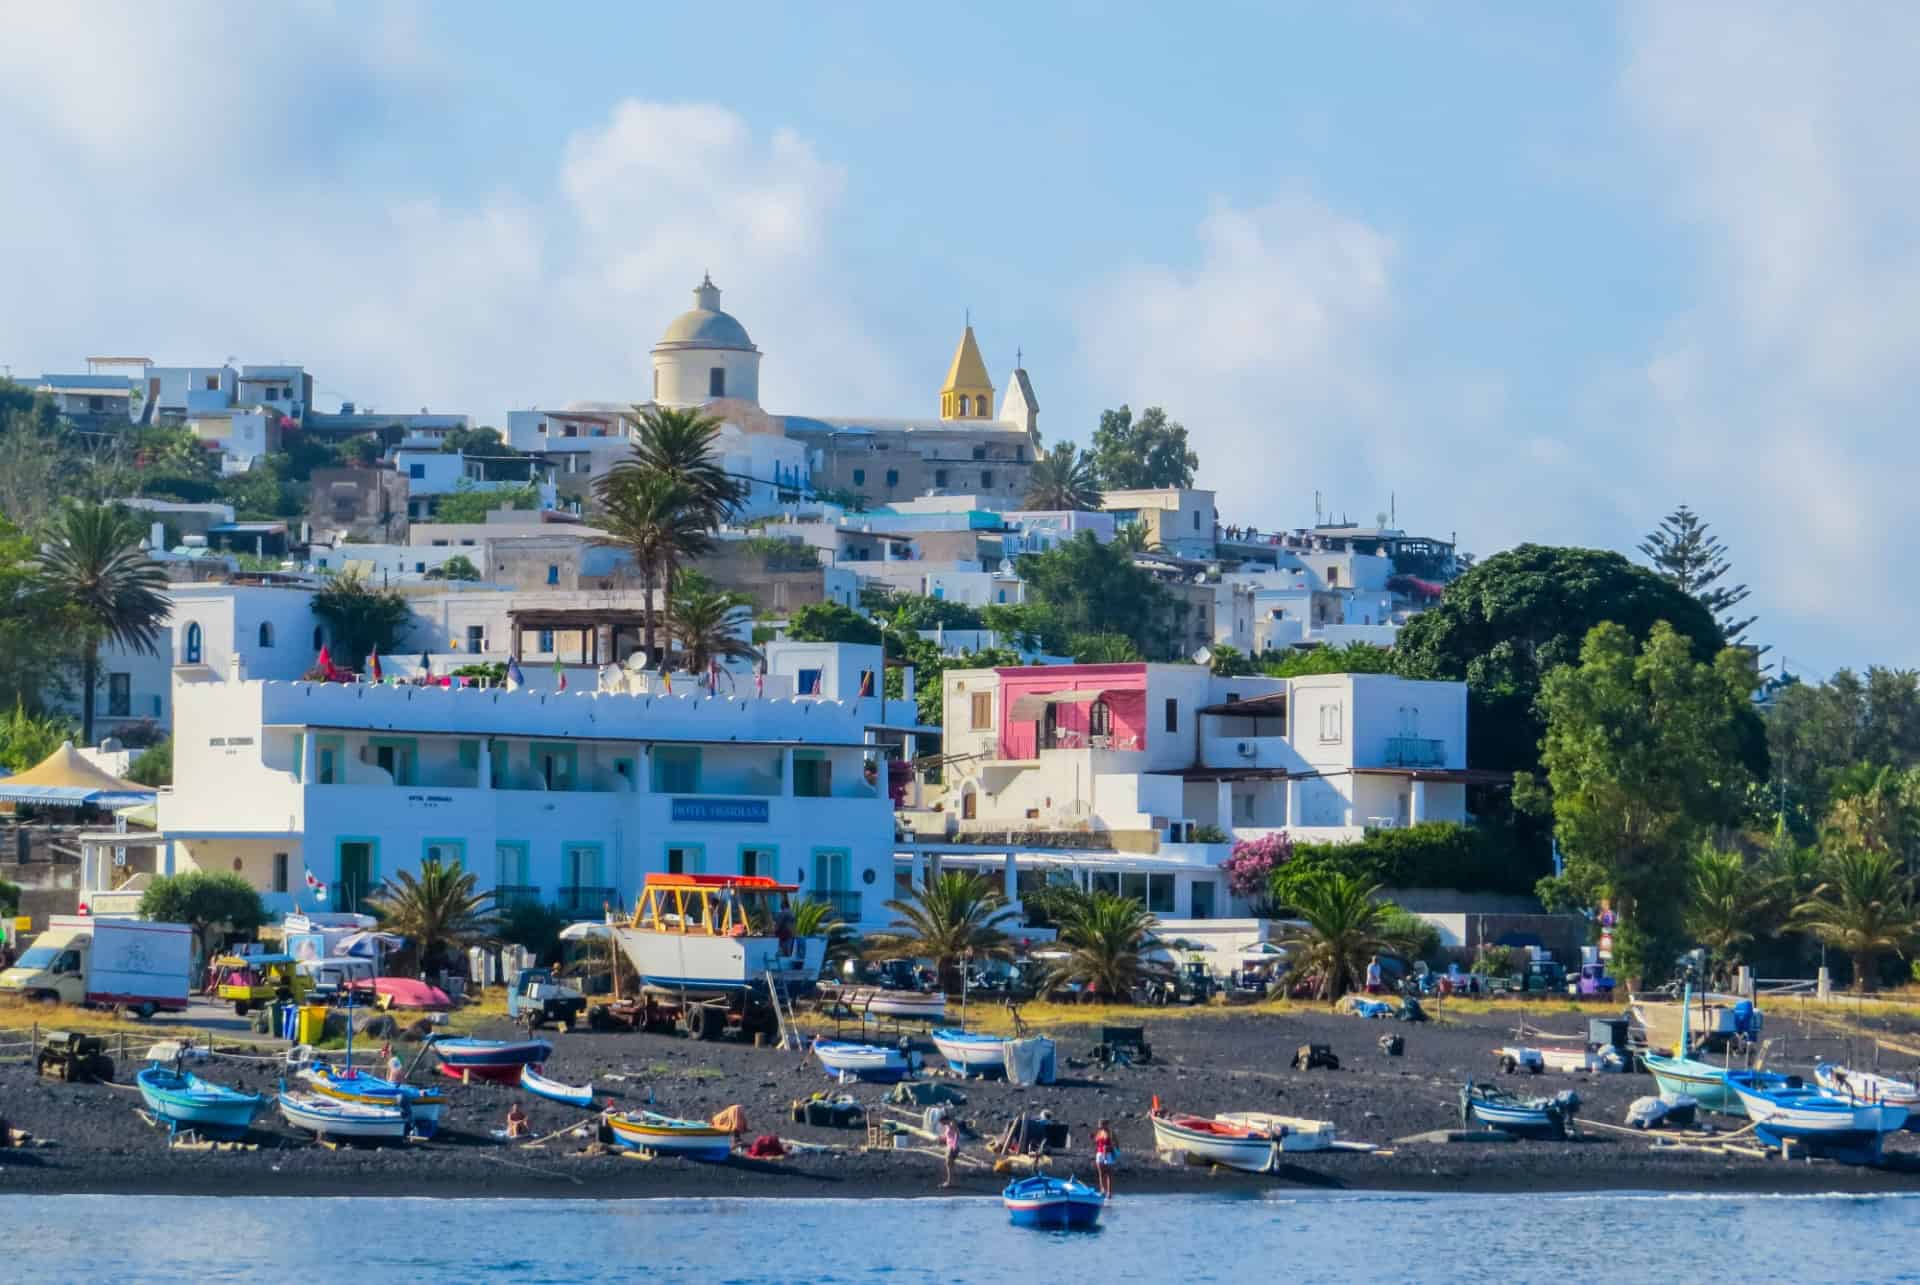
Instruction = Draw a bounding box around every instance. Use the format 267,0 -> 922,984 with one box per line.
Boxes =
654,274 -> 757,352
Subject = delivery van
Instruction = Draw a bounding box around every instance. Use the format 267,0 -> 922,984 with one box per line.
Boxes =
0,915 -> 192,1017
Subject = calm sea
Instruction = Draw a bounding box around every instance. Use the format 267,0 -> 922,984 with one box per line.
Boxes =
4,1191 -> 1917,1283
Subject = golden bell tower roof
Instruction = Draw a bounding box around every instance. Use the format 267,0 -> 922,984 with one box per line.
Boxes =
939,323 -> 995,421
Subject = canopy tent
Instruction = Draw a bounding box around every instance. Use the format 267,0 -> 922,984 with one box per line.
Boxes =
0,742 -> 155,810
559,921 -> 612,942
337,930 -> 407,958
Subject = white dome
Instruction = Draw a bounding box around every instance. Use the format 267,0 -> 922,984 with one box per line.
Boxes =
650,275 -> 762,408
653,275 -> 757,353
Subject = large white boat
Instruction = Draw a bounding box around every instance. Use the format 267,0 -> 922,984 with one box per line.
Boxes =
609,874 -> 824,1003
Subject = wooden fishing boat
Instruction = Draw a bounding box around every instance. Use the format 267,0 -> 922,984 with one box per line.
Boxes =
853,988 -> 946,1022
1460,1079 -> 1580,1138
521,1064 -> 596,1109
1814,1063 -> 1920,1130
431,1037 -> 554,1084
299,1063 -> 445,1136
1149,1107 -> 1279,1172
1641,1051 -> 1743,1114
1003,1175 -> 1104,1229
1728,1070 -> 1909,1164
812,1039 -> 912,1082
608,874 -> 823,1003
1212,1110 -> 1339,1153
136,1064 -> 266,1140
605,1110 -> 733,1160
1631,989 -> 1760,1056
277,1088 -> 410,1140
931,1028 -> 1007,1075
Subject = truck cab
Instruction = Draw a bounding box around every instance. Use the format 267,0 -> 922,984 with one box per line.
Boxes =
508,967 -> 586,1032
0,926 -> 91,1004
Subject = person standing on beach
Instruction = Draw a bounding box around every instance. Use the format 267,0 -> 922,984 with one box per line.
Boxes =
1365,955 -> 1383,995
940,1115 -> 961,1189
1093,1120 -> 1116,1198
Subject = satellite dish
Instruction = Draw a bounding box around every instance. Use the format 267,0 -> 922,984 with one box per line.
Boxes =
1191,646 -> 1214,667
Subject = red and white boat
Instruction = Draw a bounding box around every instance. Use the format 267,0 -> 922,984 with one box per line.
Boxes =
1149,1106 -> 1279,1173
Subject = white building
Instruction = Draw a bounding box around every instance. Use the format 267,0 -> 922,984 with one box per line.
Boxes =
1104,488 -> 1218,559
111,645 -> 914,925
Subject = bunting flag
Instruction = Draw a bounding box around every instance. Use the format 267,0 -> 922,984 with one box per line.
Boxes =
858,669 -> 874,698
367,646 -> 382,682
662,666 -> 673,695
707,657 -> 721,693
316,643 -> 334,675
506,656 -> 525,690
304,869 -> 329,900
552,654 -> 567,692
755,665 -> 764,698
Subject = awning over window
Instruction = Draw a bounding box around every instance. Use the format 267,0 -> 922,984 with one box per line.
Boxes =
1008,689 -> 1110,721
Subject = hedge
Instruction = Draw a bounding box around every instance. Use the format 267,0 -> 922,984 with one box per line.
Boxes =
1282,821 -> 1548,898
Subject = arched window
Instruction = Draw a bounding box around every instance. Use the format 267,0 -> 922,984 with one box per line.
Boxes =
258,621 -> 274,648
184,622 -> 203,664
1089,698 -> 1113,739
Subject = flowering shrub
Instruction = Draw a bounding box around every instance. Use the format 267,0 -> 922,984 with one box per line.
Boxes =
1221,831 -> 1293,898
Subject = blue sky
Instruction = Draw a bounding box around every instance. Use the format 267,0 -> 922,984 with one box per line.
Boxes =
3,3 -> 1914,678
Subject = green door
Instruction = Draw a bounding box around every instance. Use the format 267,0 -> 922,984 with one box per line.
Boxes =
338,842 -> 374,912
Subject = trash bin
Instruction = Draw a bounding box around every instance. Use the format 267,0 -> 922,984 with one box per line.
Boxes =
277,1001 -> 297,1041
297,1004 -> 329,1046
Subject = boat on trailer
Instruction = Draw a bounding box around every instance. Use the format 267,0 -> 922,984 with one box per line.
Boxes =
1728,1070 -> 1908,1163
1150,1108 -> 1279,1172
813,1039 -> 912,1082
136,1064 -> 266,1140
521,1064 -> 597,1110
431,1037 -> 554,1084
1003,1175 -> 1104,1229
931,1028 -> 1007,1075
609,874 -> 823,1004
605,1110 -> 733,1160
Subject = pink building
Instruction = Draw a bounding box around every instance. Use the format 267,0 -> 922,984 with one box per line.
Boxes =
996,663 -> 1150,759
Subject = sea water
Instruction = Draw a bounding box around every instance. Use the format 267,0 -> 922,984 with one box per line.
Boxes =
3,1191 -> 1918,1283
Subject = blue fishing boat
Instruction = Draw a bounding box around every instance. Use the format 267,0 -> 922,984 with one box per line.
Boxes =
431,1036 -> 554,1084
931,1028 -> 1007,1076
1460,1078 -> 1580,1138
813,1039 -> 911,1082
1003,1175 -> 1104,1230
136,1064 -> 266,1140
300,1063 -> 445,1137
521,1064 -> 597,1109
1727,1071 -> 1909,1164
1641,1051 -> 1742,1113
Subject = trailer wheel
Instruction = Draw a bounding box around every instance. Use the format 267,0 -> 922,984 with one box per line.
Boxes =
134,1002 -> 157,1020
688,1003 -> 725,1041
234,1001 -> 250,1017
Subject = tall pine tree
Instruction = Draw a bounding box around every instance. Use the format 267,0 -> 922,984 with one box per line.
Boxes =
1639,505 -> 1757,647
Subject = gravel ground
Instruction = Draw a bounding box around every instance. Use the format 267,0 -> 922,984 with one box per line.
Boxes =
6,1001 -> 1920,1199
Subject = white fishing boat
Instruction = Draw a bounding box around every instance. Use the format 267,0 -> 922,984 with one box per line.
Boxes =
1814,1063 -> 1920,1129
1150,1107 -> 1279,1172
1728,1071 -> 1908,1163
931,1028 -> 1007,1075
842,987 -> 946,1022
812,1039 -> 912,1082
1212,1111 -> 1339,1153
608,874 -> 823,1003
520,1064 -> 597,1110
277,1088 -> 410,1140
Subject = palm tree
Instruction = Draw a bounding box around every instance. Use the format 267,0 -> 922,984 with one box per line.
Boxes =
1023,441 -> 1102,511
365,859 -> 497,976
1793,848 -> 1920,992
862,870 -> 1016,992
1685,844 -> 1761,986
593,473 -> 711,662
1110,521 -> 1151,555
1044,889 -> 1163,1003
1276,871 -> 1411,1003
34,502 -> 169,745
793,897 -> 859,967
667,581 -> 761,675
1824,766 -> 1920,871
611,405 -> 745,526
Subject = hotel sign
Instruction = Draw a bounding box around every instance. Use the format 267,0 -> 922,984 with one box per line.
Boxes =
671,798 -> 769,824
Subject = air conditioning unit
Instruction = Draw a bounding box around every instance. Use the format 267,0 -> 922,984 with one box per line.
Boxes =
1236,741 -> 1257,758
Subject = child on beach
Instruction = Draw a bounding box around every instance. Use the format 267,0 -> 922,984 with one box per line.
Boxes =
1092,1120 -> 1116,1198
940,1116 -> 960,1189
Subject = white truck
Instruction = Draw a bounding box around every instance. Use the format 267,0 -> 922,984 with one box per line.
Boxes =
0,915 -> 192,1017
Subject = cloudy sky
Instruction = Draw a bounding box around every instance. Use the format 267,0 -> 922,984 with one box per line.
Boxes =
2,3 -> 1910,676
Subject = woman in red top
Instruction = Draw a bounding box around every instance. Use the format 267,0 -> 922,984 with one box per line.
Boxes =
1092,1119 -> 1116,1198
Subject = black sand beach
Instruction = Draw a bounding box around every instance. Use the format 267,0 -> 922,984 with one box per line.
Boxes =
7,1002 -> 1920,1200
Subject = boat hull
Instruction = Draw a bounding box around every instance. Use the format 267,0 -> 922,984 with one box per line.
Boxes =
931,1029 -> 1007,1075
1004,1177 -> 1104,1229
300,1066 -> 444,1136
606,1112 -> 732,1160
278,1092 -> 410,1140
1642,1054 -> 1743,1114
521,1065 -> 596,1109
1150,1113 -> 1277,1172
611,927 -> 822,1004
135,1068 -> 264,1140
814,1041 -> 910,1082
1730,1074 -> 1907,1163
433,1039 -> 553,1084
1814,1064 -> 1920,1131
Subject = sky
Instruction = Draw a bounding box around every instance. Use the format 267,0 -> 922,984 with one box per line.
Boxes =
2,2 -> 1914,679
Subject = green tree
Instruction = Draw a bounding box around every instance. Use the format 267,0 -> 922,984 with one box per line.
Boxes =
1042,888 -> 1163,1003
1793,848 -> 1920,992
1392,544 -> 1751,781
34,503 -> 170,746
1259,641 -> 1396,678
497,900 -> 569,965
427,554 -> 481,581
125,737 -> 173,786
793,897 -> 859,967
311,571 -> 412,667
1685,844 -> 1765,985
1517,620 -> 1761,983
785,601 -> 884,646
610,405 -> 745,526
0,518 -> 79,713
1208,644 -> 1260,677
1822,765 -> 1920,871
1016,531 -> 1169,658
365,859 -> 497,975
0,877 -> 18,919
139,871 -> 268,961
667,581 -> 761,673
1088,405 -> 1197,490
0,701 -> 73,772
1023,441 -> 1103,511
433,480 -> 539,524
593,473 -> 710,662
0,416 -> 71,530
1640,504 -> 1757,647
1275,871 -> 1412,1002
1070,632 -> 1142,664
1766,669 -> 1920,823
862,871 -> 1016,992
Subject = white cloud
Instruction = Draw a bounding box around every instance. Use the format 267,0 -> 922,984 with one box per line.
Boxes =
0,6 -> 907,425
